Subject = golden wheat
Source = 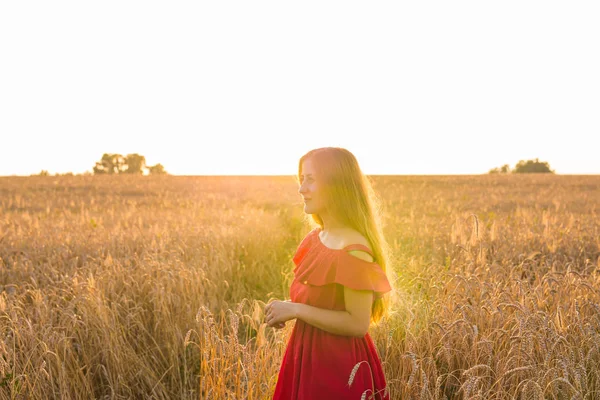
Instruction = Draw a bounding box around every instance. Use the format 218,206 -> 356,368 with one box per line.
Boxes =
0,174 -> 598,398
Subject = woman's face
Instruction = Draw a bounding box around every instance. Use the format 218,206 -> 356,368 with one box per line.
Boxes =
298,159 -> 326,215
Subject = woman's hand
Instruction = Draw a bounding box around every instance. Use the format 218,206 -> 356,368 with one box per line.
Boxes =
265,300 -> 298,328
272,322 -> 286,330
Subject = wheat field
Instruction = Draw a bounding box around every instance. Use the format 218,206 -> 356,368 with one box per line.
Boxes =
0,174 -> 599,399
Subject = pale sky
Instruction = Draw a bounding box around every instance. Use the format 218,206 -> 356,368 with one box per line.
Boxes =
1,1 -> 599,176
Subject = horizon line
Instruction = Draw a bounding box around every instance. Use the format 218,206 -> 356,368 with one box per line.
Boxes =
2,172 -> 600,178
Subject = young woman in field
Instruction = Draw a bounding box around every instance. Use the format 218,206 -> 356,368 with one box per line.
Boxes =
265,147 -> 392,400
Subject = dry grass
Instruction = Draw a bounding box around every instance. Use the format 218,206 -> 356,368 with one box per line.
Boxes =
0,174 -> 599,399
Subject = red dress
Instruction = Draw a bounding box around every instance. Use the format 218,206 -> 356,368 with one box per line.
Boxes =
273,227 -> 392,400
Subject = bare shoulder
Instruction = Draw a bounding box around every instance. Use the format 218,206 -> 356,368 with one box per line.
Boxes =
342,229 -> 374,262
341,229 -> 371,249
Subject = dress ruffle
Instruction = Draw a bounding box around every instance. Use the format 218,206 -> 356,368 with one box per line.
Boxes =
293,228 -> 392,297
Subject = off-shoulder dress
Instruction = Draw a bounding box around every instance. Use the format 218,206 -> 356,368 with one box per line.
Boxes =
272,227 -> 392,400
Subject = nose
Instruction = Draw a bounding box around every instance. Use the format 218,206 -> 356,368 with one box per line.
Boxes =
298,181 -> 308,195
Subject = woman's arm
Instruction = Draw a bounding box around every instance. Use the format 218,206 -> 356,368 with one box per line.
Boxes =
265,287 -> 373,337
295,286 -> 373,337
266,250 -> 377,336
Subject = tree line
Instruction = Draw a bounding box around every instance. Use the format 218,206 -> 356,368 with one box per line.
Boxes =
489,158 -> 555,174
92,153 -> 166,175
34,153 -> 167,176
34,156 -> 555,176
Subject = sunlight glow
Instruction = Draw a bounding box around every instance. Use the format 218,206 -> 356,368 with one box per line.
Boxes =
1,1 -> 599,176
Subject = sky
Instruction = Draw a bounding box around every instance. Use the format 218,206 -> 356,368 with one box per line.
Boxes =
1,1 -> 599,176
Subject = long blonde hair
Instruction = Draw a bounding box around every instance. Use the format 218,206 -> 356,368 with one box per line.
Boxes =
296,147 -> 392,323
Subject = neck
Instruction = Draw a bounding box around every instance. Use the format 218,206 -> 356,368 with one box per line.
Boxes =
319,212 -> 347,232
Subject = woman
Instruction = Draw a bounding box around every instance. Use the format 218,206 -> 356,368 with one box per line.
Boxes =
265,147 -> 392,400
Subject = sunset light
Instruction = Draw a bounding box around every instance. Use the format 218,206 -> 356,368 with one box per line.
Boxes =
2,3 -> 600,398
1,2 -> 599,176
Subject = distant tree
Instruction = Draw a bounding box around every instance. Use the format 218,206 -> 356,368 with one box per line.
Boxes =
513,158 -> 555,173
489,160 -> 554,174
37,170 -> 50,176
148,163 -> 167,175
125,153 -> 146,174
92,153 -> 167,175
489,164 -> 511,174
93,153 -> 126,175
